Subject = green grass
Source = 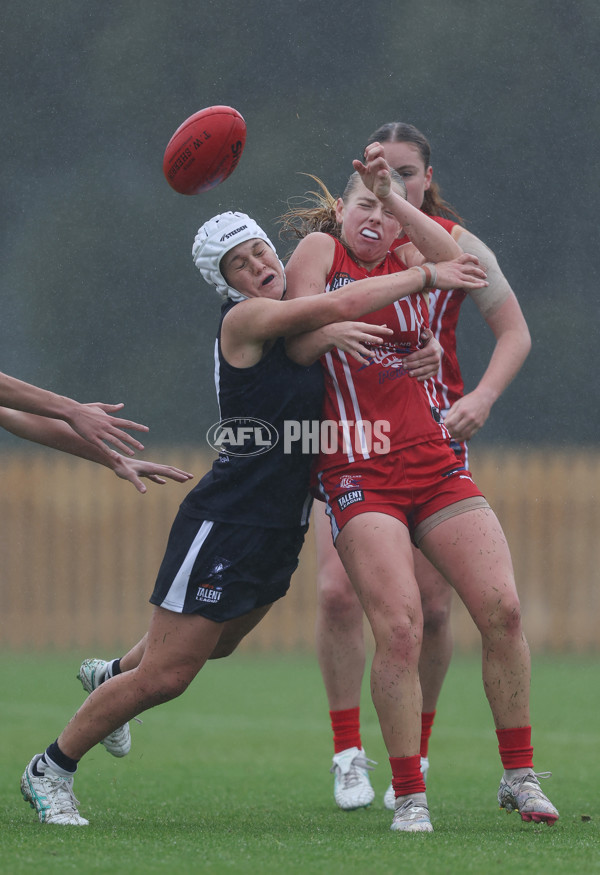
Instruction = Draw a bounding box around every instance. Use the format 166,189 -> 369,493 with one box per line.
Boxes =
1,652 -> 598,874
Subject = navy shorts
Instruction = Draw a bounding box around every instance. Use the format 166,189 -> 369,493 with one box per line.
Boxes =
149,508 -> 307,622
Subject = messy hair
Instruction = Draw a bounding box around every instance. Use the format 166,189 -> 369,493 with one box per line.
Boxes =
279,170 -> 407,244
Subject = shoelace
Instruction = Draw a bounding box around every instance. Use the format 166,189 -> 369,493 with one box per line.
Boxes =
510,770 -> 552,793
46,773 -> 82,811
331,753 -> 377,789
394,798 -> 430,820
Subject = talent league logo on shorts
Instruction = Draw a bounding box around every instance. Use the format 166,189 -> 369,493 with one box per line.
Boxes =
195,583 -> 223,604
337,489 -> 365,511
206,417 -> 279,456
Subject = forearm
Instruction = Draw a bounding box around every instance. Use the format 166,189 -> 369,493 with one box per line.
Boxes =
472,328 -> 531,405
445,289 -> 530,440
285,328 -> 332,366
0,408 -> 113,467
475,291 -> 531,403
328,267 -> 425,320
381,191 -> 461,262
0,372 -> 78,420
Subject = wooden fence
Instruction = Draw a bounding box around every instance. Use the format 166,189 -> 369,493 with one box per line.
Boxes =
1,446 -> 598,653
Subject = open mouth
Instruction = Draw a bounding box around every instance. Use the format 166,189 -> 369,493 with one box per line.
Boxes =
361,228 -> 380,240
261,274 -> 275,286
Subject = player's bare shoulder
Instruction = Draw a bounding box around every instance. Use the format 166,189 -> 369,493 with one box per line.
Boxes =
453,227 -> 514,315
453,228 -> 496,265
285,232 -> 336,299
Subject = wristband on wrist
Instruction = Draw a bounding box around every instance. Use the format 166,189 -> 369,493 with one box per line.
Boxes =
411,266 -> 427,290
422,262 -> 438,289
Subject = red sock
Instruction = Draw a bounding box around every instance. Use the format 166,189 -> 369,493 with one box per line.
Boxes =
330,707 -> 361,754
496,725 -> 534,770
390,755 -> 426,798
420,711 -> 436,759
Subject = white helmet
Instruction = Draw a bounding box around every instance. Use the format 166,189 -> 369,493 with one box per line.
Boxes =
191,211 -> 283,302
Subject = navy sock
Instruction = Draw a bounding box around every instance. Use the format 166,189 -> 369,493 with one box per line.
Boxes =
103,658 -> 122,681
43,740 -> 79,774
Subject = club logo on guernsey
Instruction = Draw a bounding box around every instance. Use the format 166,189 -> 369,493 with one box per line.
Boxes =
357,342 -> 414,376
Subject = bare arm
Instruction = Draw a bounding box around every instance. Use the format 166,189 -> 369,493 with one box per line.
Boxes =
443,294 -> 531,441
354,144 -> 462,265
284,244 -> 486,368
0,371 -> 148,457
0,408 -> 193,493
443,229 -> 531,440
286,321 -> 393,367
222,233 -> 429,367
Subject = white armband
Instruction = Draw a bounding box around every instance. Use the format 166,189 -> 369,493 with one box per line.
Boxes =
456,230 -> 513,317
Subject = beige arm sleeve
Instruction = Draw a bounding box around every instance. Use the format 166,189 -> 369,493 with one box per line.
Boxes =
455,229 -> 514,317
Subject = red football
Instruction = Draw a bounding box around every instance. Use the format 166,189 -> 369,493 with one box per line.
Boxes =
163,106 -> 247,195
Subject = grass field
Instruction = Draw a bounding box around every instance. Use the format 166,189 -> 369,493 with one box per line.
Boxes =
1,651 -> 598,874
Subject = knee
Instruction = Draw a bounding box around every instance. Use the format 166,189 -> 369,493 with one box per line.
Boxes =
421,588 -> 453,636
317,564 -> 362,622
373,612 -> 423,666
478,594 -> 523,641
134,666 -> 194,705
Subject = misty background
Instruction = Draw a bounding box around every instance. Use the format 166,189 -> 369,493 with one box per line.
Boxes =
1,1 -> 598,450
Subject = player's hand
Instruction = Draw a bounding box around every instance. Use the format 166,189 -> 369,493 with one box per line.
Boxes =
444,390 -> 494,441
404,329 -> 442,381
327,321 -> 393,365
435,253 -> 488,291
111,456 -> 194,494
352,142 -> 392,200
64,402 -> 149,457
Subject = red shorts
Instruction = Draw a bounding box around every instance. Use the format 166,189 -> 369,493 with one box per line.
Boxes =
316,438 -> 485,543
448,436 -> 468,469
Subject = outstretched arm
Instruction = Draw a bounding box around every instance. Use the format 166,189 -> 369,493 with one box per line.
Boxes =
0,371 -> 148,458
0,407 -> 193,493
353,143 -> 462,264
223,242 -> 485,369
283,249 -> 486,369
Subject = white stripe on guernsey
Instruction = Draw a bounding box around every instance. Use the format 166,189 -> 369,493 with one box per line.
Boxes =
338,349 -> 372,460
409,293 -> 425,331
393,299 -> 410,331
394,292 -> 422,334
160,520 -> 214,612
408,292 -> 448,439
324,351 -> 356,464
430,290 -> 451,412
213,339 -> 222,419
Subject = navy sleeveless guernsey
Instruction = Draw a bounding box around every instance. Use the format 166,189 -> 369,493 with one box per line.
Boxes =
182,300 -> 324,528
